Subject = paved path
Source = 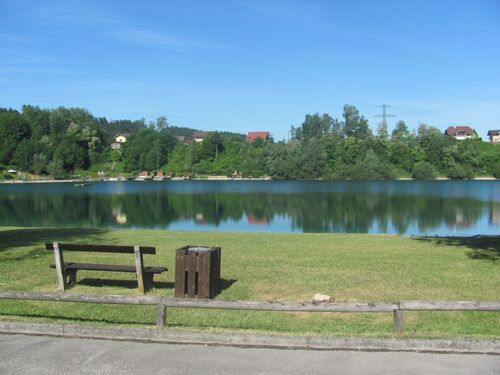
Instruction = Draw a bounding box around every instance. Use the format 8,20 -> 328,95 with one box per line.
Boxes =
0,334 -> 498,374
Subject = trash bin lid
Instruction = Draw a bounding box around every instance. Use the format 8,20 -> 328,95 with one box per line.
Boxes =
187,246 -> 211,253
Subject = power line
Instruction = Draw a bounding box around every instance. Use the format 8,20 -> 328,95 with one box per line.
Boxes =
375,104 -> 395,129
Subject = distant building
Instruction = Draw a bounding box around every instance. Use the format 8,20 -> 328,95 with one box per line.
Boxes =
246,131 -> 270,142
444,126 -> 476,140
487,130 -> 500,144
175,135 -> 186,142
193,131 -> 209,143
114,134 -> 129,143
111,133 -> 129,149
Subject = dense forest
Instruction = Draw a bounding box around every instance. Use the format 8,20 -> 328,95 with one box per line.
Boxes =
1,104 -> 499,180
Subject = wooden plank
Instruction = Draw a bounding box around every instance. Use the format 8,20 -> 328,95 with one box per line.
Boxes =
134,246 -> 146,294
208,249 -> 214,298
216,247 -> 221,291
393,309 -> 404,334
175,247 -> 186,297
144,266 -> 167,274
212,247 -> 221,298
400,301 -> 500,311
0,291 -> 160,305
187,251 -> 197,298
0,291 -> 499,314
198,251 -> 210,299
46,243 -> 156,254
50,263 -> 166,274
52,242 -> 66,291
163,299 -> 400,312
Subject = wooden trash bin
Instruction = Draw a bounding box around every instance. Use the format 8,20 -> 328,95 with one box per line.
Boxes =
175,246 -> 221,299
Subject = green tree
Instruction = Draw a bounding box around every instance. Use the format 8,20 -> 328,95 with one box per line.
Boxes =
54,140 -> 88,171
12,140 -> 34,171
33,153 -> 49,175
417,124 -> 450,171
298,139 -> 326,179
447,163 -> 473,179
377,122 -> 388,140
265,142 -> 293,179
122,128 -> 177,172
492,162 -> 500,179
412,161 -> 438,180
155,116 -> 168,130
200,132 -> 224,161
47,158 -> 65,179
391,120 -> 409,140
0,111 -> 31,164
343,105 -> 371,140
291,113 -> 340,141
22,105 -> 50,140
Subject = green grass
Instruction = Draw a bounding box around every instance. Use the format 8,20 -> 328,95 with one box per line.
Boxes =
0,227 -> 498,339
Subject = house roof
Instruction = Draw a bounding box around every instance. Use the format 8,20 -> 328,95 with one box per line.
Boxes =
246,131 -> 269,142
193,131 -> 209,139
487,130 -> 500,136
445,126 -> 474,136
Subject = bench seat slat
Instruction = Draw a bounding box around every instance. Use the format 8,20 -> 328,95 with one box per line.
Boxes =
50,263 -> 167,274
45,243 -> 156,254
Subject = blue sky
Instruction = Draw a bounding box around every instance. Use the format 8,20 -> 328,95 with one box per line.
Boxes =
1,0 -> 499,140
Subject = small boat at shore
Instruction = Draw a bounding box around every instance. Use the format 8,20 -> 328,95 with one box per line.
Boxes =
74,182 -> 92,187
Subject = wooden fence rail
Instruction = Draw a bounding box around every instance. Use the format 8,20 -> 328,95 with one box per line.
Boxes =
1,291 -> 499,334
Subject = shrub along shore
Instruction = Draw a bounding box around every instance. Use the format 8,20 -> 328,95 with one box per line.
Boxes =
0,227 -> 498,338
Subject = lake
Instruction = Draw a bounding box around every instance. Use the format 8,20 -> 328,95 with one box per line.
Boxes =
1,180 -> 499,236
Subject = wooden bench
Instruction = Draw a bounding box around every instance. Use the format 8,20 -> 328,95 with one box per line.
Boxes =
46,242 -> 167,294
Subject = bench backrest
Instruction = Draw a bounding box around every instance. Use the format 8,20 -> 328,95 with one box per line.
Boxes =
45,243 -> 156,254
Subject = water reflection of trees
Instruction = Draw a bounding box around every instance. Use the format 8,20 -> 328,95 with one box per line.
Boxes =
0,191 -> 489,234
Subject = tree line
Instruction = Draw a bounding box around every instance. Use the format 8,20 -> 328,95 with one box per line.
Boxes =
1,104 -> 499,180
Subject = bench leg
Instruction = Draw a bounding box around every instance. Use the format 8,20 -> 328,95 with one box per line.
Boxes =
66,270 -> 77,288
144,274 -> 154,292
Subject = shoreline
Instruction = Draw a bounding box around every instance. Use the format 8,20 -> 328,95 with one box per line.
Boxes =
0,176 -> 498,184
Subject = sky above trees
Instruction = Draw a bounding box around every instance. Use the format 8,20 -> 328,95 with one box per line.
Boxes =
1,0 -> 499,140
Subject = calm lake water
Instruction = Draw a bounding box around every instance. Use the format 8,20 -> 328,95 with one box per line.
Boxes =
1,180 -> 499,236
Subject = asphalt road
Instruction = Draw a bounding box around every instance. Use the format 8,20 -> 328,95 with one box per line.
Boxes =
0,334 -> 498,375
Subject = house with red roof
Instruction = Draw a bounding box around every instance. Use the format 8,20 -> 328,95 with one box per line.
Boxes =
193,131 -> 209,143
246,131 -> 270,142
444,126 -> 477,140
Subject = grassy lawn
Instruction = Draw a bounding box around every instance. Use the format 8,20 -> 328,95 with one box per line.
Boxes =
0,227 -> 498,339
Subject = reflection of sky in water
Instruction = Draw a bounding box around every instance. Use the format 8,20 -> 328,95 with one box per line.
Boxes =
164,215 -> 500,235
1,181 -> 500,235
168,215 -> 301,233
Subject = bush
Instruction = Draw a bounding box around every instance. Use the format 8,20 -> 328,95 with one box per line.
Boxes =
447,163 -> 473,179
412,161 -> 438,180
492,162 -> 500,179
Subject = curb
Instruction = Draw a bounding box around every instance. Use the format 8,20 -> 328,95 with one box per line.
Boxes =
0,322 -> 499,354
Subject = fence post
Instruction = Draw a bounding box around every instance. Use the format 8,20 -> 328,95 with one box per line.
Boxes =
134,246 -> 146,294
393,306 -> 404,334
156,300 -> 167,328
53,242 -> 66,291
